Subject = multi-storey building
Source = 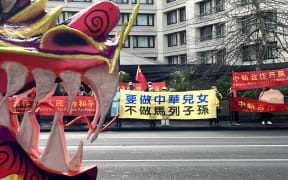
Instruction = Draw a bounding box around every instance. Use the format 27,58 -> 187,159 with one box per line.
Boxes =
47,0 -> 285,65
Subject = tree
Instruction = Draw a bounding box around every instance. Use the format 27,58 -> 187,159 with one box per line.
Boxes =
187,0 -> 288,69
217,0 -> 288,69
119,71 -> 130,82
168,70 -> 194,91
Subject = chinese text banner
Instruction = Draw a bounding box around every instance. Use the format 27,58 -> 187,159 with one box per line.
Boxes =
119,90 -> 216,120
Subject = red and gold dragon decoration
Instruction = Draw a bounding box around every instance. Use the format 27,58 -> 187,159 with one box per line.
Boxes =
0,0 -> 139,179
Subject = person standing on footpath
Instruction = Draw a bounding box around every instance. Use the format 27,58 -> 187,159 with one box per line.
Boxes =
259,87 -> 273,125
160,86 -> 170,127
227,87 -> 240,125
127,81 -> 136,91
210,86 -> 223,126
111,87 -> 121,127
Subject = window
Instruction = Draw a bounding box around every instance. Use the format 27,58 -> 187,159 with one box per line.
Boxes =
242,17 -> 257,34
200,25 -> 212,41
133,36 -> 155,48
242,42 -> 278,61
110,0 -> 128,4
124,36 -> 130,48
265,42 -> 278,59
180,31 -> 186,45
167,0 -> 176,3
135,14 -> 154,26
132,0 -> 153,4
180,54 -> 187,64
200,0 -> 212,16
241,0 -> 253,5
168,56 -> 178,64
57,11 -> 77,24
109,35 -> 129,48
168,33 -> 178,47
242,11 -> 277,34
68,0 -> 91,2
200,51 -> 214,64
263,11 -> 277,31
216,49 -> 226,64
216,23 -> 225,38
179,7 -> 186,22
215,0 -> 225,12
242,44 -> 258,61
117,13 -> 129,26
167,10 -> 177,25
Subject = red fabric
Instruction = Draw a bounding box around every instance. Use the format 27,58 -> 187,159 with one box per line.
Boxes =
232,68 -> 288,90
135,66 -> 148,91
230,96 -> 287,112
0,69 -> 7,94
8,96 -> 96,116
0,70 -> 35,94
118,82 -> 166,91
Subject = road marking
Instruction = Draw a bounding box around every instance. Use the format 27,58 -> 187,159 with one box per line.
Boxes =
82,159 -> 288,162
39,135 -> 288,140
38,144 -> 288,150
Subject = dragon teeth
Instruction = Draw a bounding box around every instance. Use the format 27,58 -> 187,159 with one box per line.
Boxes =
32,68 -> 56,110
60,71 -> 81,114
86,91 -> 100,140
68,141 -> 83,171
0,93 -> 12,130
0,62 -> 28,106
84,62 -> 119,142
39,112 -> 69,172
16,112 -> 40,155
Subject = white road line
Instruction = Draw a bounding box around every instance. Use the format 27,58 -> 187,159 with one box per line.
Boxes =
39,136 -> 288,140
98,136 -> 288,139
38,144 -> 288,150
82,159 -> 288,162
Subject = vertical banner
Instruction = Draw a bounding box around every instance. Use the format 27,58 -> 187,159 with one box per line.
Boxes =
119,90 -> 216,120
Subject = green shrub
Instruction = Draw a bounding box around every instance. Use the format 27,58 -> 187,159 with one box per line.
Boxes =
119,71 -> 130,82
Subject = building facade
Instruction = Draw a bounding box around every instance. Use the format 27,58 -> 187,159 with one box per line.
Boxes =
47,0 -> 286,65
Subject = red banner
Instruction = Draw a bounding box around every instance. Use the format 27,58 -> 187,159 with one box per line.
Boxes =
118,82 -> 166,91
232,68 -> 288,90
230,96 -> 288,112
8,96 -> 96,116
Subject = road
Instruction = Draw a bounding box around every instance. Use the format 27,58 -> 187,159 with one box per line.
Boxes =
39,130 -> 288,180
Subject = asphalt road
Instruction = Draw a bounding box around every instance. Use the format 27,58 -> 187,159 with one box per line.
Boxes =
39,130 -> 288,180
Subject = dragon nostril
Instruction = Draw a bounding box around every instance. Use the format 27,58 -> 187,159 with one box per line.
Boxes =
53,32 -> 88,46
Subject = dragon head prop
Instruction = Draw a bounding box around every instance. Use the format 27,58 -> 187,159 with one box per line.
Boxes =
0,0 -> 139,179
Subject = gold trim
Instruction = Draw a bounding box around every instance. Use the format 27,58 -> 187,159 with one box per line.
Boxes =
0,46 -> 110,68
7,0 -> 49,24
0,6 -> 63,38
40,25 -> 105,51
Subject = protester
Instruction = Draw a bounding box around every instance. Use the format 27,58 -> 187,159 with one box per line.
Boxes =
148,81 -> 152,89
127,81 -> 136,91
149,86 -> 156,127
259,87 -> 273,125
161,86 -> 170,127
210,86 -> 223,126
227,87 -> 240,125
111,87 -> 121,127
